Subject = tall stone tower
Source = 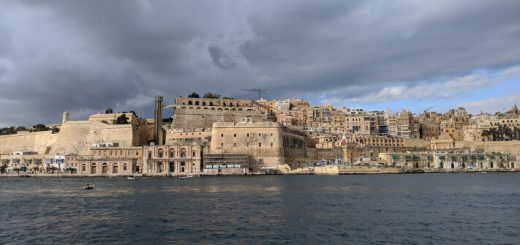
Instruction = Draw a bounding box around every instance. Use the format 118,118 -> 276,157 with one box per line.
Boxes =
62,111 -> 69,124
154,96 -> 163,145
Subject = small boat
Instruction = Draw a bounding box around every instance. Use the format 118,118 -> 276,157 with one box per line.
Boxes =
127,176 -> 136,180
179,175 -> 194,179
84,184 -> 95,190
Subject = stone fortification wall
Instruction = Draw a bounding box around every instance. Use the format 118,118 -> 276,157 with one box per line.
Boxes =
210,122 -> 284,170
48,121 -> 136,155
172,108 -> 268,129
0,131 -> 58,154
457,141 -> 520,155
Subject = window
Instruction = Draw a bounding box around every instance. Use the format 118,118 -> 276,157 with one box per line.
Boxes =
247,133 -> 249,137
271,142 -> 273,147
192,151 -> 196,157
234,143 -> 237,147
123,163 -> 128,171
221,143 -> 224,147
259,143 -> 262,147
221,134 -> 224,137
234,134 -> 237,137
158,148 -> 164,158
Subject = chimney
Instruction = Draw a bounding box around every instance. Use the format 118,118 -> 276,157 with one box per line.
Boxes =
154,96 -> 163,145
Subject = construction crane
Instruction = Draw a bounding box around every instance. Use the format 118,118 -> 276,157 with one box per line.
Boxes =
423,107 -> 433,114
243,88 -> 267,100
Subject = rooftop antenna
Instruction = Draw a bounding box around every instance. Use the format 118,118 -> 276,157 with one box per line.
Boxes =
242,88 -> 267,100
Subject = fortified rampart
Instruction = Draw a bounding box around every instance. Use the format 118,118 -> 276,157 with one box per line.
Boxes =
0,131 -> 58,154
48,121 -> 136,155
0,113 -> 153,156
210,122 -> 285,170
456,140 -> 520,155
171,97 -> 271,129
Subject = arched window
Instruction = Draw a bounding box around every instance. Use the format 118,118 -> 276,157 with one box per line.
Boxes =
451,163 -> 454,169
158,148 -> 164,158
102,163 -> 108,174
124,163 -> 128,171
180,148 -> 186,158
82,164 -> 86,172
192,151 -> 196,157
181,162 -> 186,172
169,149 -> 175,158
188,101 -> 193,105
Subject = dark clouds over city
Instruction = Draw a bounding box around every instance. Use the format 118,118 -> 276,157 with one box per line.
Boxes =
1,0 -> 519,126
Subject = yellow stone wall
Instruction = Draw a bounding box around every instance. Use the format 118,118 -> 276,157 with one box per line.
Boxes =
0,131 -> 58,154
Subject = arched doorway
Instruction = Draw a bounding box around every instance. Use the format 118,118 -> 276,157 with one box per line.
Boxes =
181,162 -> 186,173
439,162 -> 444,169
112,163 -> 118,174
414,163 -> 419,169
511,162 -> 515,169
490,162 -> 494,168
90,163 -> 97,174
102,163 -> 108,174
169,162 -> 175,173
157,162 -> 163,173
451,163 -> 455,169
461,163 -> 465,169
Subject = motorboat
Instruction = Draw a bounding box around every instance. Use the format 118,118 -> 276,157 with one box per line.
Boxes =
178,175 -> 194,179
127,176 -> 136,180
84,184 -> 95,190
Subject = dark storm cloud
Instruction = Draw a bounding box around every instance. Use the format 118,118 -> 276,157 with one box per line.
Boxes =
208,46 -> 236,70
1,0 -> 520,125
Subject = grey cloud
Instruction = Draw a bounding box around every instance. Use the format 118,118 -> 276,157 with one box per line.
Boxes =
208,46 -> 236,70
0,0 -> 519,125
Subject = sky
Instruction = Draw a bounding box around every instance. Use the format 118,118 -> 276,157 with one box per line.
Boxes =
0,0 -> 519,127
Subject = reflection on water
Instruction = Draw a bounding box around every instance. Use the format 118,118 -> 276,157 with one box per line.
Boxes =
1,174 -> 520,244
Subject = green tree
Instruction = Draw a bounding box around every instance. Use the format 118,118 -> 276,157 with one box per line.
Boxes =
32,124 -> 49,132
116,114 -> 129,124
203,92 -> 221,99
188,92 -> 200,98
